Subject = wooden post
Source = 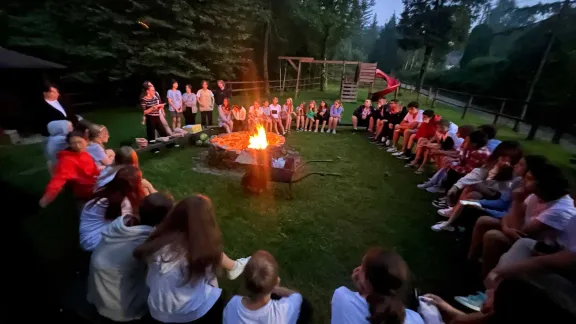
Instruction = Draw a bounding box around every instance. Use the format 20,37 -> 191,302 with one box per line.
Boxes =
431,88 -> 439,108
425,87 -> 431,104
295,60 -> 302,99
279,60 -> 283,95
282,64 -> 288,92
493,100 -> 506,124
462,95 -> 474,119
394,87 -> 399,100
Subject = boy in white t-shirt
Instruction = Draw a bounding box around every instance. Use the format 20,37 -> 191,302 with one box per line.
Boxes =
269,97 -> 285,135
223,250 -> 309,324
387,101 -> 423,153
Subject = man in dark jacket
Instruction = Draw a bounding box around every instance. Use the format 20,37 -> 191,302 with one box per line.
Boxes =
213,80 -> 232,108
39,83 -> 78,135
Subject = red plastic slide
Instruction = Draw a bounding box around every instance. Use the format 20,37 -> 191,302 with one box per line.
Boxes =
372,69 -> 400,98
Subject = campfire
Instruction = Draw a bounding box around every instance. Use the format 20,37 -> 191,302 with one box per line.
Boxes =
247,125 -> 268,150
208,124 -> 285,169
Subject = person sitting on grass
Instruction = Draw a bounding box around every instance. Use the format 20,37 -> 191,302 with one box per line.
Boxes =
45,120 -> 73,174
269,97 -> 285,135
97,146 -> 157,195
79,165 -> 144,251
328,99 -> 344,134
223,250 -> 310,324
283,97 -> 294,133
468,163 -> 575,280
296,102 -> 306,131
371,99 -> 405,146
408,119 -> 460,174
133,194 -> 251,323
167,79 -> 183,130
39,130 -> 100,208
432,140 -> 523,214
86,124 -> 115,169
478,124 -> 501,153
232,105 -> 247,131
368,97 -> 388,133
392,109 -> 436,160
88,192 -> 174,322
386,101 -> 423,154
315,100 -> 330,133
331,247 -> 424,324
304,100 -> 317,132
352,99 -> 374,132
431,155 -> 544,233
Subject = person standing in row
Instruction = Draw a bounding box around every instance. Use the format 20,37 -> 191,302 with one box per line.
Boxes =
182,84 -> 197,125
140,82 -> 168,145
213,80 -> 232,111
166,80 -> 183,130
197,81 -> 215,127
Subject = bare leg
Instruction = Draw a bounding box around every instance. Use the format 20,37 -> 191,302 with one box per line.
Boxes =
221,252 -> 237,270
468,216 -> 502,261
273,119 -> 279,133
368,117 -> 375,132
285,116 -> 292,131
401,129 -> 412,151
352,116 -> 358,129
392,127 -> 401,146
141,178 -> 157,195
172,116 -> 176,129
177,116 -> 181,129
482,230 -> 513,278
278,120 -> 285,134
321,120 -> 327,131
315,119 -> 320,132
309,119 -> 314,131
296,116 -> 300,130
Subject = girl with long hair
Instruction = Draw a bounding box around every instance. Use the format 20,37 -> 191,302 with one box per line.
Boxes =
331,248 -> 423,324
96,146 -> 157,195
196,80 -> 215,126
296,102 -> 306,131
86,124 -> 115,169
134,195 -> 250,323
261,100 -> 273,132
218,97 -> 234,133
80,165 -> 145,251
304,100 -> 316,132
283,97 -> 294,132
328,99 -> 344,134
141,82 -> 168,151
39,130 -> 100,208
315,100 -> 330,133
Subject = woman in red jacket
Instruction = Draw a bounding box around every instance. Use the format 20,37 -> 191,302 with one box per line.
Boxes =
39,130 -> 100,208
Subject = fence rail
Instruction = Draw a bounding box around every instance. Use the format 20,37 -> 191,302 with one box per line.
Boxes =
399,83 -> 571,144
227,77 -> 321,94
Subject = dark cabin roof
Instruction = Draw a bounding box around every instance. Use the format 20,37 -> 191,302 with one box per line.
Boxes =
0,47 -> 66,69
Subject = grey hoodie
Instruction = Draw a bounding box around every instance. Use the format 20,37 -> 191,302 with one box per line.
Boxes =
87,215 -> 153,322
45,120 -> 71,164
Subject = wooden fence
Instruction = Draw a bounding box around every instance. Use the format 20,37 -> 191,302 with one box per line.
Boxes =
400,83 -> 571,144
226,77 -> 321,95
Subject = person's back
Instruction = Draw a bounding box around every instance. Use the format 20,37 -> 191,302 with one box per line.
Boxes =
88,215 -> 151,321
47,149 -> 99,201
224,250 -> 305,324
88,193 -> 173,321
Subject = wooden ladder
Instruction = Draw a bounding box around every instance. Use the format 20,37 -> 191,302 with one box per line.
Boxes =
340,81 -> 358,103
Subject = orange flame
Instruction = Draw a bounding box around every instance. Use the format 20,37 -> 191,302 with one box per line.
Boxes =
247,124 -> 268,150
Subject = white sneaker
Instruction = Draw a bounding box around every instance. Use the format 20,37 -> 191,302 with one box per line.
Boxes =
314,130 -> 318,133
386,147 -> 397,153
385,139 -> 391,146
392,151 -> 404,156
321,129 -> 325,133
417,182 -> 432,189
332,130 -> 336,134
426,186 -> 445,193
227,257 -> 251,280
437,207 -> 453,217
431,221 -> 454,232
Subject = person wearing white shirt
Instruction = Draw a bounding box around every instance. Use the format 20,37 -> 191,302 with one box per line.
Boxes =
223,250 -> 309,324
232,105 -> 247,131
331,248 -> 424,324
269,97 -> 285,135
196,81 -> 215,126
387,101 -> 423,154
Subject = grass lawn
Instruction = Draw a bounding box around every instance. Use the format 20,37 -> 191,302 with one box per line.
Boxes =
1,84 -> 574,322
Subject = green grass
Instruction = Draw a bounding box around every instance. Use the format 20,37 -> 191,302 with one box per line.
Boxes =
1,84 -> 574,323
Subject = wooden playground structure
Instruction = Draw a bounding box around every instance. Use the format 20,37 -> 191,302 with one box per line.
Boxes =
278,56 -> 378,102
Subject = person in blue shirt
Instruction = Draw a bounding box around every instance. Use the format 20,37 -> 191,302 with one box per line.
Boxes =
478,124 -> 501,153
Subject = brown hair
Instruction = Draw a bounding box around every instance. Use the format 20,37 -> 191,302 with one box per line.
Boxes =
89,165 -> 144,220
115,146 -> 139,168
88,124 -> 107,141
243,250 -> 279,299
134,195 -> 223,283
363,248 -> 409,324
456,124 -> 475,139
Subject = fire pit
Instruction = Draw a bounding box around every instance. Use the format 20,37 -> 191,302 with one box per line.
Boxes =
207,125 -> 285,168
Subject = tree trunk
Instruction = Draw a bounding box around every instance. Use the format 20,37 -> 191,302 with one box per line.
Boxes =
320,33 -> 330,92
263,21 -> 271,96
416,46 -> 433,93
551,129 -> 563,144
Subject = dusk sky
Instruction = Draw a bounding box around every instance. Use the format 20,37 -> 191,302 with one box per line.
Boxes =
373,0 -> 558,26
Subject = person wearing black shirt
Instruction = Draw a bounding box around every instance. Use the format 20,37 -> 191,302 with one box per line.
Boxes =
368,97 -> 389,133
371,99 -> 405,146
39,83 -> 79,136
352,99 -> 374,131
213,80 -> 232,108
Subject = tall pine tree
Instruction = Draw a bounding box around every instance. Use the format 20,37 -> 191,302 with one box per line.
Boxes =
369,15 -> 400,73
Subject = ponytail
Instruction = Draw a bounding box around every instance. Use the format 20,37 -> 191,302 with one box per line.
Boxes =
366,292 -> 405,324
